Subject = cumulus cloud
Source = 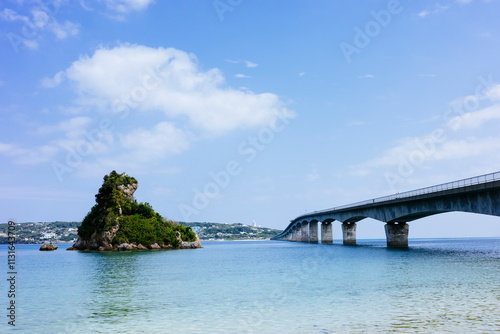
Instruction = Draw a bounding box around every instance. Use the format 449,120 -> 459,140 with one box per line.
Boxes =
14,44 -> 295,177
45,44 -> 294,135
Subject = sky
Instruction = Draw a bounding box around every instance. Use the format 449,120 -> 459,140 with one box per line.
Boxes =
1,0 -> 500,239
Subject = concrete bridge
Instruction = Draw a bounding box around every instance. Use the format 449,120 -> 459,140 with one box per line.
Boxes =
272,172 -> 500,247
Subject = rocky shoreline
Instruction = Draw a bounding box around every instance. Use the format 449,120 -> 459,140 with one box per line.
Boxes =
67,232 -> 202,251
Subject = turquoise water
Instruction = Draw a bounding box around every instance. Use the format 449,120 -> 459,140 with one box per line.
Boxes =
1,239 -> 500,333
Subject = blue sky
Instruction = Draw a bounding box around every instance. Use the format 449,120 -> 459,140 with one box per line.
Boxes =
1,0 -> 500,238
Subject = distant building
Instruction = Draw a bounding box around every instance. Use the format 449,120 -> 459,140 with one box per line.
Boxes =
41,232 -> 57,239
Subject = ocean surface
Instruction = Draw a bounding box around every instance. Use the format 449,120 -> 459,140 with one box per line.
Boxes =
1,238 -> 499,333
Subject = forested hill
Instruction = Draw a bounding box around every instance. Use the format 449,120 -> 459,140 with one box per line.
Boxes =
0,221 -> 282,244
179,222 -> 282,240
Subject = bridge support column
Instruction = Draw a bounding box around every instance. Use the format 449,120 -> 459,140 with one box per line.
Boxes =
309,221 -> 318,243
292,226 -> 298,241
385,222 -> 409,247
301,223 -> 309,242
342,222 -> 356,245
321,222 -> 333,244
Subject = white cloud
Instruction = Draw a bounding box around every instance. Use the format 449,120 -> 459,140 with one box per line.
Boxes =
0,7 -> 79,46
0,116 -> 114,167
235,73 -> 251,78
353,96 -> 500,184
225,59 -> 259,68
46,44 -> 294,135
484,84 -> 500,101
0,8 -> 30,23
41,71 -> 65,88
50,19 -> 80,39
36,116 -> 93,137
244,60 -> 258,68
446,104 -> 500,130
80,1 -> 95,11
418,4 -> 449,18
298,72 -> 306,77
121,122 -> 192,158
356,131 -> 500,176
359,74 -> 375,79
102,0 -> 155,13
0,141 -> 58,165
306,168 -> 319,182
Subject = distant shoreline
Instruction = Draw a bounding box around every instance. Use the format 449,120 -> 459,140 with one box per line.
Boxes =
2,236 -> 499,246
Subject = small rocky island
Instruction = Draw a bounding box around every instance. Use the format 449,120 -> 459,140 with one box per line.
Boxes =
40,243 -> 58,251
68,171 -> 201,251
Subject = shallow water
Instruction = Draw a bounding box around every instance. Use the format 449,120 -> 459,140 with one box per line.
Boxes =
1,238 -> 499,333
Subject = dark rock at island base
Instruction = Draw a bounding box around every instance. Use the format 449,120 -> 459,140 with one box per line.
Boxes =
40,243 -> 58,251
180,233 -> 202,249
118,243 -> 134,251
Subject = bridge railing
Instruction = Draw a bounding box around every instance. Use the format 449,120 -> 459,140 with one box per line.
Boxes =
297,171 -> 500,219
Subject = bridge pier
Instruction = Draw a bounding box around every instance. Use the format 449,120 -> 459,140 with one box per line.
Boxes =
291,226 -> 298,241
385,222 -> 409,247
342,222 -> 356,245
309,221 -> 318,243
301,223 -> 309,242
321,222 -> 333,244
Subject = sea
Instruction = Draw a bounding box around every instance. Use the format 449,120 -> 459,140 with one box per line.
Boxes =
1,238 -> 499,333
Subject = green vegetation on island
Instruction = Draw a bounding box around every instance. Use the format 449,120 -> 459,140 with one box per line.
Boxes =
69,171 -> 199,251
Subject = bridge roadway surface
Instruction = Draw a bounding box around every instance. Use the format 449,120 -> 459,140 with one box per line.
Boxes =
272,172 -> 500,247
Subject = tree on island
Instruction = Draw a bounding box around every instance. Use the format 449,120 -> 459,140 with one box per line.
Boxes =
68,171 -> 200,251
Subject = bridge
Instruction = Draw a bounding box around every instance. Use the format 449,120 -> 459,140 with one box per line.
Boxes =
272,172 -> 500,247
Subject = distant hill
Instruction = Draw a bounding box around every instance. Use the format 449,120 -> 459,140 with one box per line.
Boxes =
179,222 -> 282,240
0,221 -> 80,244
0,221 -> 282,244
